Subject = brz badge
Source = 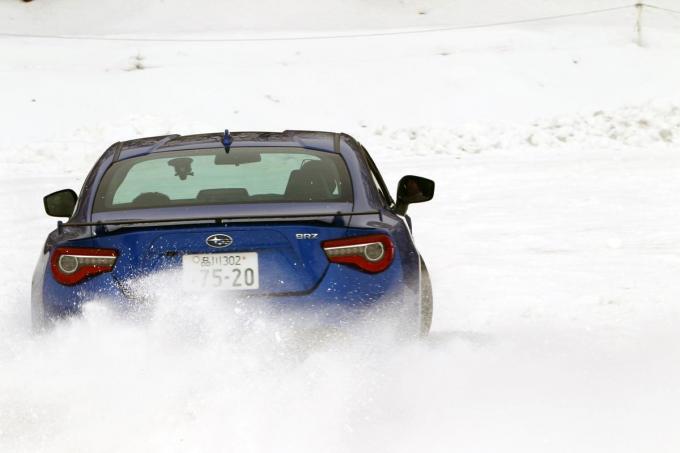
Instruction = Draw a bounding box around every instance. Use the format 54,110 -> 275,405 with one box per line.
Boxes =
296,233 -> 319,240
206,234 -> 233,248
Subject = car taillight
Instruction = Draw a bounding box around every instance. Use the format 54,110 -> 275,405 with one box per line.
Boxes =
50,247 -> 118,285
322,234 -> 394,273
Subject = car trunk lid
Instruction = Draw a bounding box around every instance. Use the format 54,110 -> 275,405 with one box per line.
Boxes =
105,222 -> 347,295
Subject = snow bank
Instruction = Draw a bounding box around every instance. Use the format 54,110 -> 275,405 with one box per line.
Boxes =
366,102 -> 680,156
4,103 -> 677,178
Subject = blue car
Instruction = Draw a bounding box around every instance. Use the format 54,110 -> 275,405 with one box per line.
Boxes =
32,130 -> 434,334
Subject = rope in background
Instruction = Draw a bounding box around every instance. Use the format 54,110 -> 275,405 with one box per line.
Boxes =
642,3 -> 680,15
0,3 -> 676,43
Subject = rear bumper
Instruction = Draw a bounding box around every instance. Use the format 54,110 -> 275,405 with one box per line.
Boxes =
36,260 -> 419,326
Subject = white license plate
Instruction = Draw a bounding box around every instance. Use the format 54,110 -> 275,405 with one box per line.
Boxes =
182,252 -> 259,290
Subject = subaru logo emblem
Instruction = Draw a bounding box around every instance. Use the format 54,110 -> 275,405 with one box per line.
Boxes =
206,234 -> 233,248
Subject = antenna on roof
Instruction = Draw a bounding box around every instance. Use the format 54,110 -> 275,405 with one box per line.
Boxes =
222,129 -> 233,153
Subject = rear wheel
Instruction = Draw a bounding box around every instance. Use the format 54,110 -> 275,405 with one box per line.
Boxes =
31,304 -> 49,333
420,258 -> 433,336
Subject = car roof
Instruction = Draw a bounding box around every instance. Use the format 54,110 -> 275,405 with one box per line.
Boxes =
115,130 -> 342,161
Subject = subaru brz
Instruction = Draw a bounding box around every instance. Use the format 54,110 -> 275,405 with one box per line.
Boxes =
32,130 -> 435,334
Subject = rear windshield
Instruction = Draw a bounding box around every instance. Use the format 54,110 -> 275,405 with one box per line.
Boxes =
92,147 -> 352,212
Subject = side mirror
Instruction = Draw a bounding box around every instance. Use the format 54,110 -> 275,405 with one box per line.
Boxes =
395,175 -> 434,215
44,189 -> 78,218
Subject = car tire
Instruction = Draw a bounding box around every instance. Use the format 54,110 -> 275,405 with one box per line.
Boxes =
31,303 -> 48,333
420,258 -> 433,336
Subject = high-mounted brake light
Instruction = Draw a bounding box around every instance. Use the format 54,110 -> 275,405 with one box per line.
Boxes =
322,234 -> 394,273
50,247 -> 118,286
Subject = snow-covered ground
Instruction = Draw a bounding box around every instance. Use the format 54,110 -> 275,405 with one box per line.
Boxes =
1,1 -> 680,452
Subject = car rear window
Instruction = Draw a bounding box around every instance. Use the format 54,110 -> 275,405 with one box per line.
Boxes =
92,147 -> 352,212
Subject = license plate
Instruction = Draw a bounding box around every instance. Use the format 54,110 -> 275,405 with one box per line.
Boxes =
182,252 -> 259,290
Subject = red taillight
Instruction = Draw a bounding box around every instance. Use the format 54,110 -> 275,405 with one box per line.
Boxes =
322,234 -> 394,273
50,247 -> 118,286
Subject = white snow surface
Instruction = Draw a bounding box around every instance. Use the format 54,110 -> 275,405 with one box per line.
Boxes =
1,1 -> 680,452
